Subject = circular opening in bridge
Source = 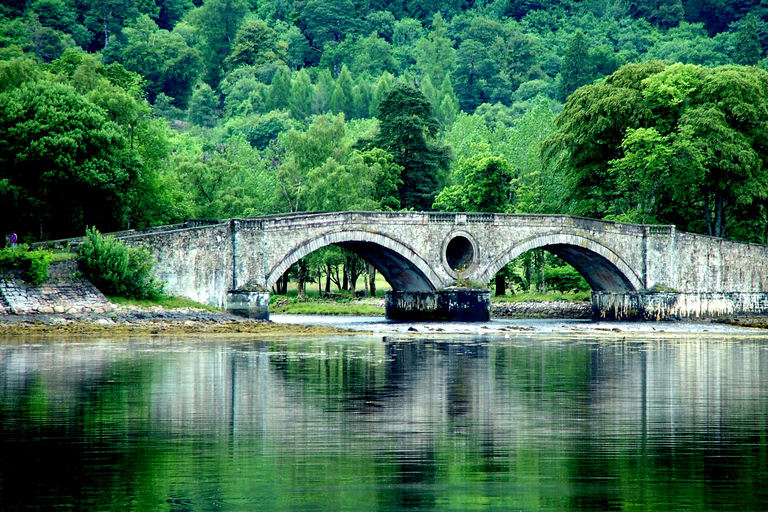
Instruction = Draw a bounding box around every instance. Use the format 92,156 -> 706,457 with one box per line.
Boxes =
446,236 -> 474,272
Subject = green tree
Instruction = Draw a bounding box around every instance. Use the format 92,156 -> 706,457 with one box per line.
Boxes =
311,68 -> 334,114
224,18 -> 286,71
278,114 -> 347,211
299,0 -> 354,63
544,62 -> 768,240
329,64 -> 353,117
188,81 -> 218,126
289,68 -> 313,120
83,0 -> 139,49
349,32 -> 398,76
170,133 -> 278,218
117,15 -> 203,106
372,83 -> 452,210
352,79 -> 372,120
433,152 -> 513,213
733,13 -> 762,66
557,31 -> 594,102
267,66 -> 291,111
185,0 -> 247,86
0,77 -> 137,239
415,12 -> 455,86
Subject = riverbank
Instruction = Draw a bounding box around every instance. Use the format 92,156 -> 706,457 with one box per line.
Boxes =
0,304 -> 359,337
270,295 -> 592,318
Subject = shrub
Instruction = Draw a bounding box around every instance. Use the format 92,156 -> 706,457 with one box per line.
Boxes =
77,227 -> 164,299
0,244 -> 52,285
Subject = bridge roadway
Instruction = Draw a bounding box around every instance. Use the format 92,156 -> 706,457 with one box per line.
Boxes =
97,211 -> 768,317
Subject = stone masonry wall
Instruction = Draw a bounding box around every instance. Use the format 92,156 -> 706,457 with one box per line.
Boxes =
593,291 -> 768,320
0,261 -> 113,315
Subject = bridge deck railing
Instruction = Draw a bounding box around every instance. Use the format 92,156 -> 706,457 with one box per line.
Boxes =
32,212 -> 680,249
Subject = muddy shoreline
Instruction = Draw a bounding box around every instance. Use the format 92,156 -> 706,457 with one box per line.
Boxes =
1,302 -> 765,337
0,305 -> 360,337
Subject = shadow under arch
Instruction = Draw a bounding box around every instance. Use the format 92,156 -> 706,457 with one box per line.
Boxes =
265,230 -> 441,292
476,233 -> 643,292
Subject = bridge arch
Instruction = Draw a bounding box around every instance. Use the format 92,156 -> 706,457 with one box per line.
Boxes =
477,232 -> 643,292
265,229 -> 442,292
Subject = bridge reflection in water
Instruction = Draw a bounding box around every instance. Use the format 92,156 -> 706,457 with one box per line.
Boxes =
0,336 -> 766,510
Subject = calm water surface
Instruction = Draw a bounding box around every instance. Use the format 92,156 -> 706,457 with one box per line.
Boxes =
1,332 -> 767,511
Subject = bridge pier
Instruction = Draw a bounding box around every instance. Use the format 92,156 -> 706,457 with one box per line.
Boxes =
385,289 -> 491,322
226,290 -> 270,320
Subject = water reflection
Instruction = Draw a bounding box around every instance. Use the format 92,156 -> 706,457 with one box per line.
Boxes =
0,335 -> 767,511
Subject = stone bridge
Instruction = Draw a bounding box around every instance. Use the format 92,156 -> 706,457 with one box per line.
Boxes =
99,211 -> 768,320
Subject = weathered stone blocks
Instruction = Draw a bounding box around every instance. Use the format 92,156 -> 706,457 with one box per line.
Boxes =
0,261 -> 113,315
386,289 -> 491,322
226,290 -> 270,320
592,291 -> 768,320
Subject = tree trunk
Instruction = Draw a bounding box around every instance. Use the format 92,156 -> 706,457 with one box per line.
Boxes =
297,259 -> 307,299
368,264 -> 376,297
494,274 -> 505,296
325,263 -> 331,294
274,269 -> 289,295
540,251 -> 546,293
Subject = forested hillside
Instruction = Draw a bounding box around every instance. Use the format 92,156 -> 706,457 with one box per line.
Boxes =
2,0 -> 768,251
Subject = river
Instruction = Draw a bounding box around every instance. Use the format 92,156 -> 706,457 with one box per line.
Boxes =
1,318 -> 767,511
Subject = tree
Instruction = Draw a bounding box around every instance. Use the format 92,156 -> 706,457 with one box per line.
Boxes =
544,62 -> 768,240
415,12 -> 455,85
186,0 -> 247,86
453,39 -> 500,111
372,83 -> 452,210
299,0 -> 355,62
116,15 -> 203,106
278,114 -> 347,211
557,31 -> 594,102
188,82 -> 218,126
733,13 -> 762,66
0,78 -> 137,239
83,0 -> 139,49
267,66 -> 291,111
289,68 -> 313,120
329,64 -> 354,117
224,19 -> 286,71
432,152 -> 513,213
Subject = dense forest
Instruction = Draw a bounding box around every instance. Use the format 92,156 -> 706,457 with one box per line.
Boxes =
2,0 -> 768,292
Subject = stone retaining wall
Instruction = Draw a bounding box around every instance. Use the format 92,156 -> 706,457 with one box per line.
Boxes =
0,261 -> 113,315
592,291 -> 768,321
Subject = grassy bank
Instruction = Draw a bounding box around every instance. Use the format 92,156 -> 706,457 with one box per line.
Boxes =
271,293 -> 385,316
491,291 -> 591,303
107,295 -> 223,312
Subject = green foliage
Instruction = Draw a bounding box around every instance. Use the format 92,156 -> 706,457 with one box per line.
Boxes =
7,0 -> 768,256
545,62 -> 768,240
557,31 -> 595,102
77,227 -> 164,299
224,18 -> 285,71
0,66 -> 137,240
433,152 -> 513,212
0,244 -> 52,285
372,83 -> 452,210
